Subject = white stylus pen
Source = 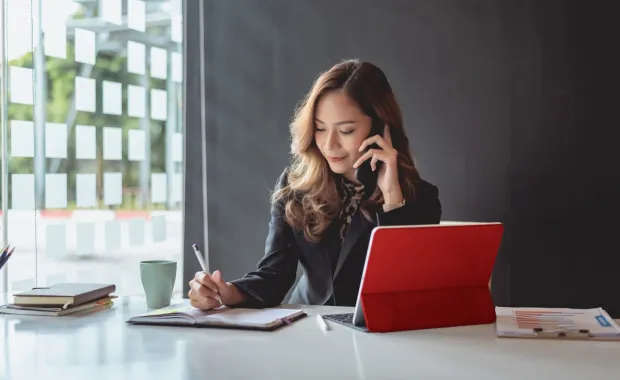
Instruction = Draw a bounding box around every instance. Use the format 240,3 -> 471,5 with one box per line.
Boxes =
192,244 -> 222,305
191,244 -> 207,271
316,314 -> 330,331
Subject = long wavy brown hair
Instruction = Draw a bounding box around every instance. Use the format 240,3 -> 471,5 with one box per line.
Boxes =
272,59 -> 420,243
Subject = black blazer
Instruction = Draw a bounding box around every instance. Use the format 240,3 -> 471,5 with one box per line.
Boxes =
230,167 -> 442,307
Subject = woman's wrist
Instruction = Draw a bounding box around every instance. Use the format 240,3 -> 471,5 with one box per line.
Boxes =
382,201 -> 404,212
383,189 -> 404,206
382,189 -> 405,212
225,282 -> 247,305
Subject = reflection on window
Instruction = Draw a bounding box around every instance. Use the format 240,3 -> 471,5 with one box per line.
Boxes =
1,0 -> 185,296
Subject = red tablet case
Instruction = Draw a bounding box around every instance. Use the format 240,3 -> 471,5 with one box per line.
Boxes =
360,223 -> 503,333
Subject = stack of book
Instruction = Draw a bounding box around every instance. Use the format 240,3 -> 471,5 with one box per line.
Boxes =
0,283 -> 116,316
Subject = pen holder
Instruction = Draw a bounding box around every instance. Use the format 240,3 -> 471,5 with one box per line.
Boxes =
140,260 -> 177,309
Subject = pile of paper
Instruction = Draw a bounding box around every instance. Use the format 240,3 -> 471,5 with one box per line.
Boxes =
496,306 -> 620,340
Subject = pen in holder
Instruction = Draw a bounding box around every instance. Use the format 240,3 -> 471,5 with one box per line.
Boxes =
0,245 -> 15,270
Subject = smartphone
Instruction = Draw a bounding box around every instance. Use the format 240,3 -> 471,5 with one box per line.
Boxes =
355,118 -> 385,191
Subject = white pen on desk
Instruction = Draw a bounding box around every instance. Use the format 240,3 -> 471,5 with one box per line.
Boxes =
192,244 -> 222,305
316,313 -> 330,332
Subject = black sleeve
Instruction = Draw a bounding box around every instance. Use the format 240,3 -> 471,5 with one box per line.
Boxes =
229,168 -> 300,308
375,180 -> 442,226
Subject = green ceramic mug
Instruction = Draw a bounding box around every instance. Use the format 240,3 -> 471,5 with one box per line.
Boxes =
140,260 -> 177,309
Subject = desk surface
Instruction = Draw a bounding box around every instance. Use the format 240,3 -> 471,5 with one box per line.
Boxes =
1,296 -> 619,380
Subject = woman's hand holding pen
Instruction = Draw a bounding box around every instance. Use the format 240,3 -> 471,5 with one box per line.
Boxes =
188,270 -> 245,310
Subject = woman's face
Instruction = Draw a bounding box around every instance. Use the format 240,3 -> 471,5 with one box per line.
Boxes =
314,91 -> 372,181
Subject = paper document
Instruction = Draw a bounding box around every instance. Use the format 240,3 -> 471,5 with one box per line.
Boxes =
496,306 -> 620,339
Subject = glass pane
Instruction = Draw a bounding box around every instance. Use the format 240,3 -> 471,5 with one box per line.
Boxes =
2,0 -> 37,294
0,0 -> 185,298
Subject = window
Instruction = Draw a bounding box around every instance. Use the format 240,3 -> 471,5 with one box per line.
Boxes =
0,0 -> 184,297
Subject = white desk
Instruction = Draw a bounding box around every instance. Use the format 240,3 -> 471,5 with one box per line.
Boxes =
1,296 -> 619,380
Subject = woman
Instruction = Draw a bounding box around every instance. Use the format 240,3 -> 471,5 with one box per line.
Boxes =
188,59 -> 441,309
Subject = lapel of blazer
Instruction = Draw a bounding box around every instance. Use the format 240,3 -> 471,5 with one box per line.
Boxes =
333,210 -> 372,279
321,218 -> 341,272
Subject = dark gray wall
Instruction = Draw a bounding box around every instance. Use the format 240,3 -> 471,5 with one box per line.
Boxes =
187,0 -> 620,315
503,1 -> 619,312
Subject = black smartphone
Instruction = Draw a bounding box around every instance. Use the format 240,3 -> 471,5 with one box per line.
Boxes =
355,118 -> 385,191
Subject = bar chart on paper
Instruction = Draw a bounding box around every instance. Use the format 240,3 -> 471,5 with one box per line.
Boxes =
512,309 -> 585,330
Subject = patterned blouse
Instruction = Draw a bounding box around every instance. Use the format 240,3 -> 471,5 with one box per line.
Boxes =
338,176 -> 365,242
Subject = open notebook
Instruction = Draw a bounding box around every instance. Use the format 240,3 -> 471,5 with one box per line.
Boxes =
126,304 -> 306,331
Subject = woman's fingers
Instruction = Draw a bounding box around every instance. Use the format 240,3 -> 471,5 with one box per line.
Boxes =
189,279 -> 220,300
189,294 -> 220,310
383,124 -> 392,146
194,271 -> 219,294
358,134 -> 391,152
371,154 -> 381,172
189,271 -> 225,311
188,282 -> 221,310
353,149 -> 374,168
353,149 -> 394,169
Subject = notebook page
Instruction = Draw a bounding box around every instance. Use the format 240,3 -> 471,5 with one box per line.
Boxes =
139,304 -> 190,316
130,304 -> 201,323
196,308 -> 302,327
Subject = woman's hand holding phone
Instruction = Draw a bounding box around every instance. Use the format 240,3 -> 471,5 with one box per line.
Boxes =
353,124 -> 403,206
